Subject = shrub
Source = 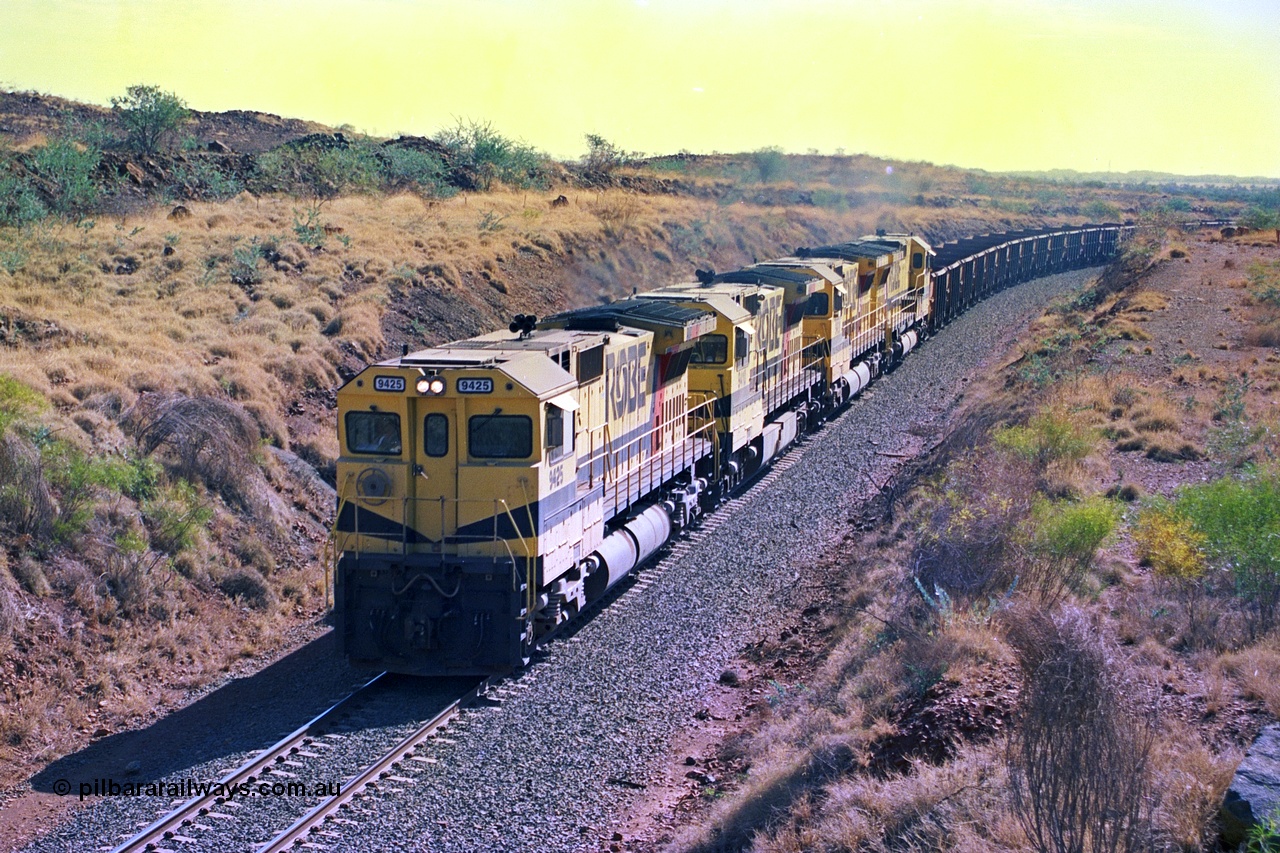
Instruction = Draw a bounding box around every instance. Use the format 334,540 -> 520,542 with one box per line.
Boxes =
1133,503 -> 1205,581
379,145 -> 452,195
291,203 -> 326,247
1176,469 -> 1280,638
750,146 -> 787,183
0,168 -> 46,226
1026,497 -> 1117,607
217,567 -> 274,611
36,441 -> 160,542
110,85 -> 191,155
0,374 -> 47,435
1005,606 -> 1158,853
172,158 -> 243,200
911,452 -> 1036,601
143,479 -> 212,555
434,119 -> 547,190
994,411 -> 1093,476
125,393 -> 261,508
102,528 -> 164,618
229,243 -> 263,286
0,432 -> 56,543
580,134 -> 638,178
1241,206 -> 1280,245
254,138 -> 381,199
29,137 -> 101,216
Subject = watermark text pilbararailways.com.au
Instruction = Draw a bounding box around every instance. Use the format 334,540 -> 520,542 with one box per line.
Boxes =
52,777 -> 342,801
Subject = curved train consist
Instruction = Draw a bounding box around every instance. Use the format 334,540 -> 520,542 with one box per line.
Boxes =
332,223 -> 1131,675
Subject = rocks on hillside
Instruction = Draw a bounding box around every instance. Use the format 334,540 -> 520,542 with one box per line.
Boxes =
1222,724 -> 1280,847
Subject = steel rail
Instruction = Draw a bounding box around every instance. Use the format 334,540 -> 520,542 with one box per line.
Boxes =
109,672 -> 387,853
258,678 -> 491,852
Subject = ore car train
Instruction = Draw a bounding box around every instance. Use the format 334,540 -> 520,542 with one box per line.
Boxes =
331,223 -> 1130,675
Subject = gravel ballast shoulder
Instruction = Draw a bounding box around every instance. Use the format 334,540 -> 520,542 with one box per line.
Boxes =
18,268 -> 1098,853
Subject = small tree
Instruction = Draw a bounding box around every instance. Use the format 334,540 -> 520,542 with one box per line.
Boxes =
111,85 -> 190,155
750,146 -> 787,183
581,134 -> 637,177
1241,206 -> 1280,245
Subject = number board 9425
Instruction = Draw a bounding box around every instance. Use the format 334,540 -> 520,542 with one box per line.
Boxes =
457,378 -> 494,394
373,375 -> 406,392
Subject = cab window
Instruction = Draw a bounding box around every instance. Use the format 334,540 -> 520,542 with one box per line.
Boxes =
805,292 -> 829,316
912,252 -> 924,269
469,415 -> 533,459
689,334 -> 727,364
346,411 -> 402,455
546,404 -> 574,457
424,413 -> 448,457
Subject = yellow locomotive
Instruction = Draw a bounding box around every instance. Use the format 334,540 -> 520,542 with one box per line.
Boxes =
332,226 -> 1124,675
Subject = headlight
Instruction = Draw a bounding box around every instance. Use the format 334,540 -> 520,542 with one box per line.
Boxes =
416,375 -> 447,395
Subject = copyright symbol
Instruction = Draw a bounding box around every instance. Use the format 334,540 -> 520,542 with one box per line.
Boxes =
53,779 -> 71,796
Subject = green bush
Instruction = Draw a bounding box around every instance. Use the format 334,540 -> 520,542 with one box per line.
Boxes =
172,158 -> 243,200
581,134 -> 639,178
292,204 -> 326,246
254,140 -> 381,199
29,137 -> 100,216
379,145 -> 452,195
434,119 -> 547,190
1242,206 -> 1280,244
0,374 -> 47,435
0,168 -> 47,226
1027,497 -> 1117,605
750,146 -> 787,183
26,435 -> 161,543
1083,199 -> 1121,221
111,85 -> 190,155
143,479 -> 211,555
1176,469 -> 1280,637
994,411 -> 1094,478
229,242 -> 263,286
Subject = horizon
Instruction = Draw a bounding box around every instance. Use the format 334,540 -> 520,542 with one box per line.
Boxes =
2,0 -> 1279,180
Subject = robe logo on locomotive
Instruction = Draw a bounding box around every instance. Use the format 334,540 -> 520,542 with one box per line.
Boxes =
607,341 -> 649,420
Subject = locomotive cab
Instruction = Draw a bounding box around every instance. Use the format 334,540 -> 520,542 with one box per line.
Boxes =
335,336 -> 600,674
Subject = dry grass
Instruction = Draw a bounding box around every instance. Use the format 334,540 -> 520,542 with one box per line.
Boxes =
1213,640 -> 1280,715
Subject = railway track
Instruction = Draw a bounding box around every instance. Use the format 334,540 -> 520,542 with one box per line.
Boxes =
108,675 -> 485,853
259,679 -> 492,852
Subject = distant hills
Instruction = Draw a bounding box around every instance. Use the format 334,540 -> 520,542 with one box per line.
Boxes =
1001,168 -> 1280,187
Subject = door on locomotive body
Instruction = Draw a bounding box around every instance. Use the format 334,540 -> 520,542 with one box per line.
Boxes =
409,389 -> 459,550
339,382 -> 413,555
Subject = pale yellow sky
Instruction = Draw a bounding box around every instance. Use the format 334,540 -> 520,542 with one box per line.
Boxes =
2,0 -> 1277,177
